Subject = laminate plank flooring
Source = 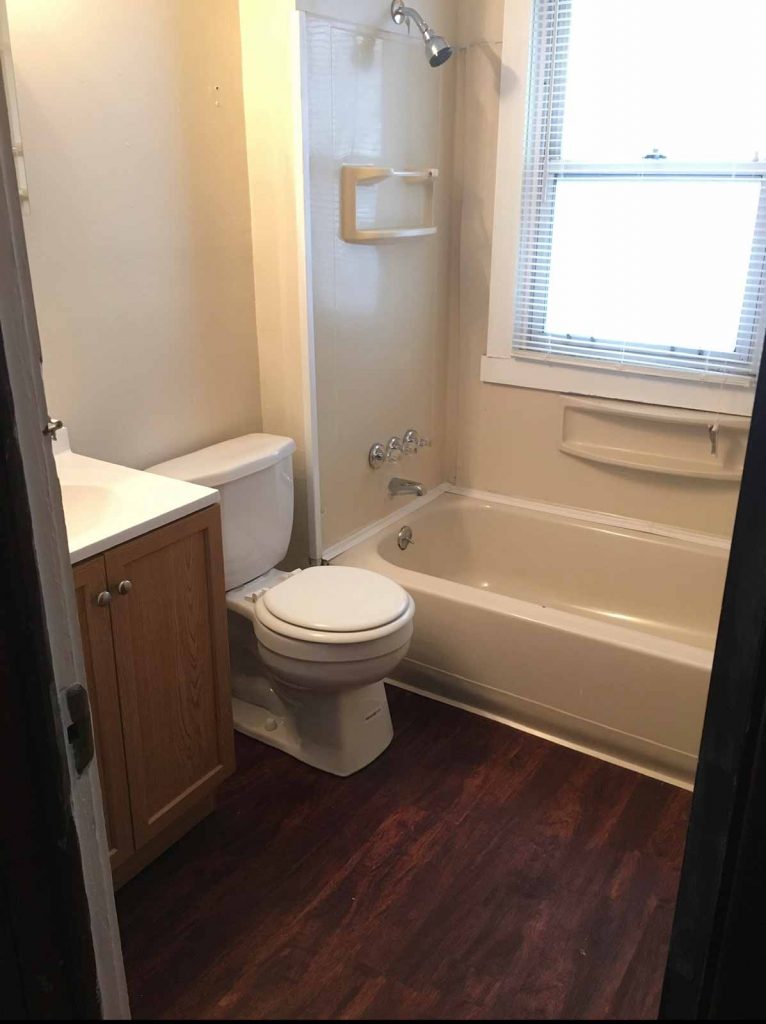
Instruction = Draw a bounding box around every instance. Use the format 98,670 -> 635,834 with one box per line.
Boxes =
117,686 -> 690,1020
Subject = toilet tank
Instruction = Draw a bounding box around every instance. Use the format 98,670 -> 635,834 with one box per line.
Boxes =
148,435 -> 297,590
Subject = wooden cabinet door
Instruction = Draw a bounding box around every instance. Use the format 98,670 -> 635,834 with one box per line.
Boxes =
105,507 -> 234,847
73,556 -> 135,869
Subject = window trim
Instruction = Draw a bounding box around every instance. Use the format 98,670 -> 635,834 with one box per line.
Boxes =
485,0 -> 759,416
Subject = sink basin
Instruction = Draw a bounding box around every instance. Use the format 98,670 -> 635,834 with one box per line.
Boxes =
59,483 -> 120,538
52,431 -> 218,562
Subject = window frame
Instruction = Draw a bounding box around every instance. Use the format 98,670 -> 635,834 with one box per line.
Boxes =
484,0 -> 764,416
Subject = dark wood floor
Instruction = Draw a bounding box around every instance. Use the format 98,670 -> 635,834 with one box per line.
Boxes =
117,686 -> 691,1020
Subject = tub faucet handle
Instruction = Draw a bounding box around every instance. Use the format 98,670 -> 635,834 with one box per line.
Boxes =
403,429 -> 420,455
369,442 -> 386,469
403,429 -> 432,454
386,436 -> 404,462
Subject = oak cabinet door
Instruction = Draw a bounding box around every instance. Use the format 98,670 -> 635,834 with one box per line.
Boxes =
73,556 -> 135,869
105,507 -> 234,846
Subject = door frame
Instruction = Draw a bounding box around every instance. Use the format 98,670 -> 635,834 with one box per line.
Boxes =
0,49 -> 129,1020
5,1 -> 766,1018
660,339 -> 766,1018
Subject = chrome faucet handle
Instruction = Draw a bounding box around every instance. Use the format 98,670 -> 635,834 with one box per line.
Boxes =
386,436 -> 404,462
369,442 -> 386,469
403,429 -> 420,455
403,429 -> 432,454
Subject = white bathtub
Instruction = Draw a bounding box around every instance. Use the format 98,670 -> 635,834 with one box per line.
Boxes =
333,490 -> 729,787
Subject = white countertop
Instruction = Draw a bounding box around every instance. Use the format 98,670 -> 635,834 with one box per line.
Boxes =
53,429 -> 219,563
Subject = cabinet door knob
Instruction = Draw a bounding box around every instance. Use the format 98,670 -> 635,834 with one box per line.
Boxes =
96,591 -> 112,607
117,580 -> 133,596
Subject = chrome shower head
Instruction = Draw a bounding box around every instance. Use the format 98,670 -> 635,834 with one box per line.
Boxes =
391,2 -> 454,68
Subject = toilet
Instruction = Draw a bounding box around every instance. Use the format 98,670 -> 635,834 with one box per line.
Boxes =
149,434 -> 414,776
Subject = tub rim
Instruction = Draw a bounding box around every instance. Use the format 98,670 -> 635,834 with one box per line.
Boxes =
331,487 -> 723,668
323,483 -> 731,562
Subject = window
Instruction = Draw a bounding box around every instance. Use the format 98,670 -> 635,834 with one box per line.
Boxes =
486,0 -> 766,413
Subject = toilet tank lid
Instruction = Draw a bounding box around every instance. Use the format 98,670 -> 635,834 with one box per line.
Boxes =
148,434 -> 296,487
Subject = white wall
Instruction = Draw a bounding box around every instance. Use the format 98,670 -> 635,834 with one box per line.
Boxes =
297,0 -> 458,36
304,9 -> 458,552
453,0 -> 744,537
6,0 -> 261,469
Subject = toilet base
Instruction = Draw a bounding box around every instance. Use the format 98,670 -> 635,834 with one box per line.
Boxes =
232,678 -> 394,777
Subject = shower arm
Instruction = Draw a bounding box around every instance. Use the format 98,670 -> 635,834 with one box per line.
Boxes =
391,2 -> 430,36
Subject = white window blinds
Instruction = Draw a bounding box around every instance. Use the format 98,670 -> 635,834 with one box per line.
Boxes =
514,0 -> 766,384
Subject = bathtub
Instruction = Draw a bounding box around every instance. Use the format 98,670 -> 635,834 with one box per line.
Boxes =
333,490 -> 729,787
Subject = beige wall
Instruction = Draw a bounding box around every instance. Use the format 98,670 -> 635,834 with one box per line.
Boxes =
453,0 -> 743,537
8,0 -> 741,554
238,0 -> 315,569
6,0 -> 261,469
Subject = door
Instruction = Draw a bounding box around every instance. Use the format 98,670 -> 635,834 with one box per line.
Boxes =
106,506 -> 234,847
73,556 -> 134,869
1,17 -> 129,1016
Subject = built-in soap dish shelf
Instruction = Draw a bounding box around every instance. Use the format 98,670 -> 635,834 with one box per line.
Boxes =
341,164 -> 439,244
560,398 -> 749,481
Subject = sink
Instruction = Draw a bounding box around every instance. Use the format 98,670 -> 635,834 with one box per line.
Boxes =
52,430 -> 218,562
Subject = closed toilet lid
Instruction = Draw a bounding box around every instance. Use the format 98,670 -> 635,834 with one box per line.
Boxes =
262,566 -> 410,633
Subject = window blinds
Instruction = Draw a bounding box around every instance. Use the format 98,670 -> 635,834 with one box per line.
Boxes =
513,0 -> 766,384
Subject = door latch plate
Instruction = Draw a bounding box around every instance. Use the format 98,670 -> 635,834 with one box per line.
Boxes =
65,684 -> 94,775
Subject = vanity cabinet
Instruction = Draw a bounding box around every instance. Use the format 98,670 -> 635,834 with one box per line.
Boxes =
73,505 -> 234,886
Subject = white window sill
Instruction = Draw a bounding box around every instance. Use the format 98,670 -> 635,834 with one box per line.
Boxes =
480,354 -> 755,417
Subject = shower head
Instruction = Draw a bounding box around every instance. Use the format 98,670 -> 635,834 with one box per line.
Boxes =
390,2 -> 454,68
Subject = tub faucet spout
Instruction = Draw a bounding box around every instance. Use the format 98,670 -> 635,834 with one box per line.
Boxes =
389,477 -> 424,497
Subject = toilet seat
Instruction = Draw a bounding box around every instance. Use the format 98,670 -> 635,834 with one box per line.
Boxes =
255,565 -> 415,646
254,611 -> 414,663
255,591 -> 415,646
255,596 -> 415,646
262,565 -> 410,634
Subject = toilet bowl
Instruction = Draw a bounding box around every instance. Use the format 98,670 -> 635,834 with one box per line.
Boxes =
149,436 -> 415,777
231,565 -> 414,776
